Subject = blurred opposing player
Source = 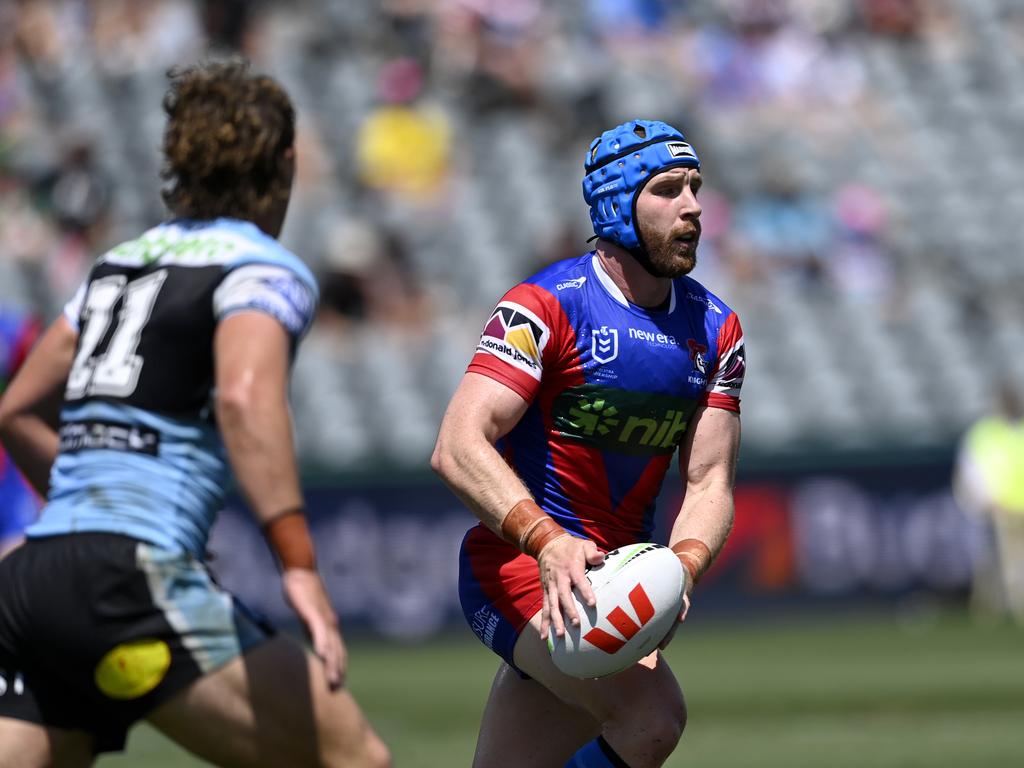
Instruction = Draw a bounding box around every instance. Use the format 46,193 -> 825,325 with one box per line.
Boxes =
0,309 -> 43,557
0,61 -> 390,768
433,119 -> 745,767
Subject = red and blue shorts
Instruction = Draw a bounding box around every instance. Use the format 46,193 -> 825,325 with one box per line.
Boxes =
458,524 -> 545,669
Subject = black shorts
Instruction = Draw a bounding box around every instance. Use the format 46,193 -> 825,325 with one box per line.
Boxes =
0,533 -> 272,753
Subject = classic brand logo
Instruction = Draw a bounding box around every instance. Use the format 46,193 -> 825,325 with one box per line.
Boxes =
551,385 -> 697,456
477,301 -> 550,380
584,583 -> 656,654
592,326 -> 618,364
556,276 -> 587,291
685,291 -> 722,314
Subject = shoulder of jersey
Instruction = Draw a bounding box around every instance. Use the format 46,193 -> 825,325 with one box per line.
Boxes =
215,221 -> 318,298
525,253 -> 593,298
98,220 -> 317,299
676,275 -> 734,320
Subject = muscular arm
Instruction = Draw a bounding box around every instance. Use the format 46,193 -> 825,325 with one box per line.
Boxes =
430,372 -> 533,534
214,311 -> 346,689
432,371 -> 604,637
213,312 -> 304,522
0,316 -> 78,496
669,406 -> 741,584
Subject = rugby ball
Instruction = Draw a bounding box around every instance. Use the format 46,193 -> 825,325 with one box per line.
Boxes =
549,543 -> 686,679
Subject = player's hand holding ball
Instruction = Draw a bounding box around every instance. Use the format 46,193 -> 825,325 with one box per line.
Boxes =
537,534 -> 606,641
548,544 -> 687,678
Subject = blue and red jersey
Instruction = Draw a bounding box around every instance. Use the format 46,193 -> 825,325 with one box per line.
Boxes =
458,252 -> 745,663
0,309 -> 43,544
468,251 -> 744,549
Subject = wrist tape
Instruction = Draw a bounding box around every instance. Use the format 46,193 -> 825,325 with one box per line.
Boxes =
500,499 -> 568,558
671,538 -> 712,584
262,508 -> 316,571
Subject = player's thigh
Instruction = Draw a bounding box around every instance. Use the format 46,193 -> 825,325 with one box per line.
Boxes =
147,634 -> 389,768
512,611 -> 686,730
473,662 -> 599,768
0,718 -> 94,768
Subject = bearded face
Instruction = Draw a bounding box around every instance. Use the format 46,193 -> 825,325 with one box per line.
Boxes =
633,168 -> 703,278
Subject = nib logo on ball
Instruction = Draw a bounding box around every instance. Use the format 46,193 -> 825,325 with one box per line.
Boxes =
583,583 -> 656,654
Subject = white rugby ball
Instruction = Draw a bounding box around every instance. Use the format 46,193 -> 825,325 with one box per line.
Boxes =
548,543 -> 686,679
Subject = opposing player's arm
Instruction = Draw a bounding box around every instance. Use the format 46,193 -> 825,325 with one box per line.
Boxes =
669,405 -> 741,590
0,316 -> 78,496
214,311 -> 304,525
213,310 -> 345,689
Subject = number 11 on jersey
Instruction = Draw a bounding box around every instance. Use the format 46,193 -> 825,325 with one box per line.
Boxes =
66,270 -> 168,400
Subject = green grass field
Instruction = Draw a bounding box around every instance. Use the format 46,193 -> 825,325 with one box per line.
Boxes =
97,613 -> 1024,767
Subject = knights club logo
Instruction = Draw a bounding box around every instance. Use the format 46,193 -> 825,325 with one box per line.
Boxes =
584,583 -> 656,654
592,325 -> 619,364
686,339 -> 708,374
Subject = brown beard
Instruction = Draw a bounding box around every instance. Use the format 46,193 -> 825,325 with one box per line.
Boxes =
639,225 -> 699,278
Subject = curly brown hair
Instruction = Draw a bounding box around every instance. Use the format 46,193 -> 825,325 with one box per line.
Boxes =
161,60 -> 295,222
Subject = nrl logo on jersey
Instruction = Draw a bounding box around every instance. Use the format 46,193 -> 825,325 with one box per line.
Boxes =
477,301 -> 550,380
592,325 -> 618,364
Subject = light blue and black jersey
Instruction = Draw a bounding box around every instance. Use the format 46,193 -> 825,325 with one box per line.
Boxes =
27,218 -> 318,557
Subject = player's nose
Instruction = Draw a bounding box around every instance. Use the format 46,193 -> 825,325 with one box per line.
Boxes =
679,189 -> 701,219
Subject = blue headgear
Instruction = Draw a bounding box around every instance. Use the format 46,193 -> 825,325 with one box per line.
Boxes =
582,119 -> 701,253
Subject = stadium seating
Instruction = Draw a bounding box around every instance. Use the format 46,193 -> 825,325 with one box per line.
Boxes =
3,0 -> 1022,468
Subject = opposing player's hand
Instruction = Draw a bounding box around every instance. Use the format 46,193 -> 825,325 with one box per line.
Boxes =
537,535 -> 605,641
282,567 -> 347,691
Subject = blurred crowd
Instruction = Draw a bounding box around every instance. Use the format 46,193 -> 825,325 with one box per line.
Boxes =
3,0 -> 1024,469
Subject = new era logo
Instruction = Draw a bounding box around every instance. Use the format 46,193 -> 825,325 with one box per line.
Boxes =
583,584 -> 656,654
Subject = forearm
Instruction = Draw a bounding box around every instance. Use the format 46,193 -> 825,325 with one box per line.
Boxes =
216,393 -> 303,524
0,413 -> 59,497
669,483 -> 735,581
0,315 -> 77,497
432,431 -> 533,536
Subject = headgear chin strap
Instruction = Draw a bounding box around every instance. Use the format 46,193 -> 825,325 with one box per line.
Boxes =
582,119 -> 700,274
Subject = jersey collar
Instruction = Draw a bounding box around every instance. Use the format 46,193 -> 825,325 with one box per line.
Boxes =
590,254 -> 676,313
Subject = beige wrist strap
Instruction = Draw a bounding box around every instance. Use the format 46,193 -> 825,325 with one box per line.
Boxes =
671,538 -> 712,584
501,499 -> 569,558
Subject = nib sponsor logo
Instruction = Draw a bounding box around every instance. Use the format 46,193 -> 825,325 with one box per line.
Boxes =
552,385 -> 695,455
584,584 -> 656,654
567,397 -> 620,437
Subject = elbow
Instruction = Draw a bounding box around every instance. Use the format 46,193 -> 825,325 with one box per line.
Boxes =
214,382 -> 256,428
0,394 -> 18,446
430,433 -> 458,482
